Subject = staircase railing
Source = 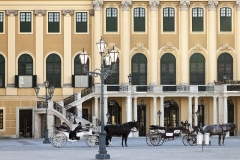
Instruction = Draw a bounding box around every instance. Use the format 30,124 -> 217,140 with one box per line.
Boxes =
81,87 -> 92,98
36,101 -> 46,108
96,118 -> 101,126
53,102 -> 63,114
63,93 -> 78,107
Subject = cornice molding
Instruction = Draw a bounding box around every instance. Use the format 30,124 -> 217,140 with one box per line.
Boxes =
121,0 -> 132,11
34,10 -> 46,16
93,0 -> 103,11
62,10 -> 74,16
189,44 -> 207,58
6,10 -> 18,16
180,0 -> 190,11
149,0 -> 160,11
104,2 -> 119,8
208,0 -> 218,11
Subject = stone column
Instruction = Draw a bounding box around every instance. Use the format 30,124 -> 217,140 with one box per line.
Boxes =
121,0 -> 132,84
179,1 -> 190,84
34,10 -> 45,94
95,97 -> 99,119
153,96 -> 157,125
188,96 -> 193,127
6,10 -> 17,95
126,96 -> 132,122
208,0 -> 218,83
149,0 -> 159,85
104,96 -> 108,124
213,96 -> 217,124
223,96 -> 228,123
194,96 -> 199,126
34,113 -> 41,138
218,96 -> 224,123
93,0 -> 103,83
236,1 -> 240,80
133,97 -> 138,121
77,102 -> 82,118
62,10 -> 74,95
160,96 -> 164,126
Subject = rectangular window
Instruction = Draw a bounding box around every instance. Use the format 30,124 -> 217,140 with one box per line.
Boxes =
0,12 -> 3,32
220,8 -> 232,31
163,8 -> 175,32
134,8 -> 145,32
0,109 -> 3,129
20,12 -> 31,32
48,12 -> 60,33
192,8 -> 203,32
106,8 -> 117,32
76,12 -> 87,33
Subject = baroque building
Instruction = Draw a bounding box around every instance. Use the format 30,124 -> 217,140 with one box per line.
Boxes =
0,0 -> 240,138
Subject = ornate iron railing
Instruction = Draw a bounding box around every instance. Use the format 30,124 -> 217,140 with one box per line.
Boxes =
177,85 -> 190,92
36,101 -> 46,108
227,85 -> 240,91
162,85 -> 177,91
81,87 -> 93,97
63,94 -> 77,106
96,118 -> 101,126
136,85 -> 153,92
198,85 -> 214,92
53,102 -> 63,114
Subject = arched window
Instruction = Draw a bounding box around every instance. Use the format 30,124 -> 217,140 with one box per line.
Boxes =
74,54 -> 89,75
131,53 -> 147,85
160,53 -> 176,85
46,54 -> 61,87
18,54 -> 33,75
190,53 -> 205,85
217,52 -> 233,81
0,54 -> 5,88
104,58 -> 119,84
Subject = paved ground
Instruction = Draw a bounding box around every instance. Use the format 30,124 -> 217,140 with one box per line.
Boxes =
0,136 -> 240,160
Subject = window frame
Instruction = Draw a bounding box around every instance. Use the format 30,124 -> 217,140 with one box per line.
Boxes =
191,7 -> 205,33
189,53 -> 205,85
131,53 -> 147,85
0,107 -> 5,132
46,54 -> 62,88
160,53 -> 176,85
132,7 -> 147,34
19,11 -> 33,34
162,7 -> 176,33
75,12 -> 88,34
0,12 -> 4,34
47,11 -> 61,34
218,7 -> 233,34
105,8 -> 118,33
104,58 -> 119,84
0,54 -> 5,88
217,52 -> 233,82
18,54 -> 33,75
219,7 -> 232,32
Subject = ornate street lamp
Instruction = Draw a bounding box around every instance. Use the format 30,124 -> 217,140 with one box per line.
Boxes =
34,81 -> 55,144
128,74 -> 132,85
106,112 -> 111,124
79,37 -> 119,159
157,110 -> 162,126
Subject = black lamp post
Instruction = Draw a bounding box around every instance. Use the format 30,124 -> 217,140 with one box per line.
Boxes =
157,110 -> 162,126
34,81 -> 55,144
79,37 -> 119,160
106,112 -> 111,124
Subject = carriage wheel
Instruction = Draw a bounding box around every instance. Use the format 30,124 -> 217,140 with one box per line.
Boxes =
85,135 -> 98,147
188,135 -> 197,146
157,134 -> 164,146
182,135 -> 189,146
146,133 -> 152,146
50,132 -> 67,148
150,132 -> 161,146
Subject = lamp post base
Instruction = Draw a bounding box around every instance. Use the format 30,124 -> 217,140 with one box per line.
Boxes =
95,132 -> 110,159
43,129 -> 50,144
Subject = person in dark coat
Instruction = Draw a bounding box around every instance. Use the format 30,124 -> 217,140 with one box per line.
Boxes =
69,122 -> 83,140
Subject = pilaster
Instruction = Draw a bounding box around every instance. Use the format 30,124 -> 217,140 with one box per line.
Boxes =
188,96 -> 193,127
236,1 -> 240,80
160,96 -> 164,126
194,96 -> 199,126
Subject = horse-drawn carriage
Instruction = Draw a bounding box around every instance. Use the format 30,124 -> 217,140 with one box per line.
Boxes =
146,121 -> 198,146
49,125 -> 99,148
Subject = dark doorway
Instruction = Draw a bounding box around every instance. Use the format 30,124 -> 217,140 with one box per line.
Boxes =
228,100 -> 234,136
164,100 -> 179,132
19,109 -> 32,137
192,104 -> 205,128
137,105 -> 146,136
107,100 -> 121,124
82,109 -> 88,120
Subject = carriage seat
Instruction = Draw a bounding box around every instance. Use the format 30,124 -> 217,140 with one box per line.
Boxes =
75,127 -> 89,133
53,125 -> 69,132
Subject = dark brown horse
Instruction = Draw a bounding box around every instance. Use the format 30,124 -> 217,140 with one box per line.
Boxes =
104,121 -> 139,147
200,123 -> 236,146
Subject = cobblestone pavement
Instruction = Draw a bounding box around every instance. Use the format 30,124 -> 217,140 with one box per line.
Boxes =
0,136 -> 240,160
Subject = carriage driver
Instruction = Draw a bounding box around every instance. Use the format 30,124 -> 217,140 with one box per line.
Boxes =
69,122 -> 83,140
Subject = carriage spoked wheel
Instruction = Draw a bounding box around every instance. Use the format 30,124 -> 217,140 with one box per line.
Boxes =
157,134 -> 164,146
150,132 -> 161,146
146,133 -> 153,146
188,135 -> 197,146
50,132 -> 67,148
85,135 -> 98,147
182,135 -> 190,146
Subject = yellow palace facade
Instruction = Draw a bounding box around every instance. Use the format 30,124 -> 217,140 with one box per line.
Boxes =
0,0 -> 240,138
